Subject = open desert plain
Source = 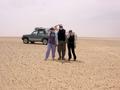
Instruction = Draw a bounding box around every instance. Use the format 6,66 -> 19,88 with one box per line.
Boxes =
0,37 -> 120,90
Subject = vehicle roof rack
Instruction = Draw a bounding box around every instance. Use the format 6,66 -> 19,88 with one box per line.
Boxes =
35,27 -> 45,31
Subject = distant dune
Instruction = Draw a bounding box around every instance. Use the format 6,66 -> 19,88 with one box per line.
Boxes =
0,37 -> 120,90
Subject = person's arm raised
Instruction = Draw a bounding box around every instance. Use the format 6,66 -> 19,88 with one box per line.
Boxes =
54,24 -> 59,30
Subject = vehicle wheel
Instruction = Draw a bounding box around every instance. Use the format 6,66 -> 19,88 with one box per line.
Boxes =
30,41 -> 34,44
23,38 -> 29,44
43,39 -> 48,45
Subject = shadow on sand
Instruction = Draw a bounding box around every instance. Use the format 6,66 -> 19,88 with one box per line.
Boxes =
28,42 -> 44,45
47,59 -> 84,64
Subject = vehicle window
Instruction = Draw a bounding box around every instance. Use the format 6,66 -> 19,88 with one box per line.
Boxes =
38,31 -> 44,36
32,31 -> 38,35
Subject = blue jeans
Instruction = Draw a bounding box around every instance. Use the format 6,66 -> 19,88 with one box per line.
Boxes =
45,43 -> 56,60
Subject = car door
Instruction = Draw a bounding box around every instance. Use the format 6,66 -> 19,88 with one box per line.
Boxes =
37,30 -> 45,41
29,30 -> 39,41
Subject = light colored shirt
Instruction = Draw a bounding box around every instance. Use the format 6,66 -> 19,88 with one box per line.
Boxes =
55,31 -> 58,45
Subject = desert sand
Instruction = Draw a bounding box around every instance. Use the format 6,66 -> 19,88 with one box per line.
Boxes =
0,37 -> 120,90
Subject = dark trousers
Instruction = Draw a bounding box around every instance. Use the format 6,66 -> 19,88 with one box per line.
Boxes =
67,43 -> 76,60
58,41 -> 66,59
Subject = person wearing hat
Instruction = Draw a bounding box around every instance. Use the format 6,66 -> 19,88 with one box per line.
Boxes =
45,27 -> 58,60
57,25 -> 66,60
67,30 -> 77,61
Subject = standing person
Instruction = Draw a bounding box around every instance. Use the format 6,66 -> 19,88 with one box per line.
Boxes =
67,30 -> 77,61
57,25 -> 66,60
45,27 -> 58,60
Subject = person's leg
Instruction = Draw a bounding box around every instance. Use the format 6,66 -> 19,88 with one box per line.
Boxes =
71,45 -> 76,61
57,41 -> 62,60
51,44 -> 56,60
62,42 -> 66,60
45,43 -> 51,60
67,44 -> 71,61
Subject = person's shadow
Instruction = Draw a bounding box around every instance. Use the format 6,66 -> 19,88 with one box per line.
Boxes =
52,59 -> 84,64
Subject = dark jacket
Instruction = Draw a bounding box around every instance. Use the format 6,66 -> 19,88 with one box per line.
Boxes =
67,33 -> 76,48
58,29 -> 66,41
67,35 -> 75,44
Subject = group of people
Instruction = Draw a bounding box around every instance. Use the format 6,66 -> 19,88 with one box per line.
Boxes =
45,24 -> 77,61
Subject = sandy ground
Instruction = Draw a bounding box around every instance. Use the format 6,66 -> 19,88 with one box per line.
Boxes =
0,37 -> 120,90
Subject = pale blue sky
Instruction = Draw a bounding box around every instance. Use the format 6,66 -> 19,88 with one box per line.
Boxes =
0,0 -> 120,37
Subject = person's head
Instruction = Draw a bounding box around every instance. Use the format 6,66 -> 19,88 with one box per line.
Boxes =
69,30 -> 74,36
69,30 -> 72,33
59,25 -> 63,30
50,27 -> 55,32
